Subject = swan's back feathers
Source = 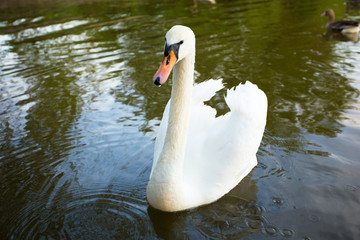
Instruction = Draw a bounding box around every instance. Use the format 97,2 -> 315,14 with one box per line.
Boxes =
183,81 -> 267,206
225,81 -> 267,119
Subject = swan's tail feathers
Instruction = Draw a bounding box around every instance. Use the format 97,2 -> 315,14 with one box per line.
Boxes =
225,81 -> 267,118
193,79 -> 224,102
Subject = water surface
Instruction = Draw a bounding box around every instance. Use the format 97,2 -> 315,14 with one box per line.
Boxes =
1,0 -> 360,239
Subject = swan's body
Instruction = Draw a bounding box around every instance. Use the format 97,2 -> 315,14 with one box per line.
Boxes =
147,25 -> 267,212
321,9 -> 359,34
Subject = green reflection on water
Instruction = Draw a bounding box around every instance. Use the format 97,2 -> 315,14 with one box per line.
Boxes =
1,0 -> 360,239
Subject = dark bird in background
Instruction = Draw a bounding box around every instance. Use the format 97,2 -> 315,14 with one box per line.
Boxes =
321,9 -> 359,34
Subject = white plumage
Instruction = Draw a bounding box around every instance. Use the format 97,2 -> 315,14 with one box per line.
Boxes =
147,25 -> 267,212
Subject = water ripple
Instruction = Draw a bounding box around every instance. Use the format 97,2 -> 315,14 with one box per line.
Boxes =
8,184 -> 152,239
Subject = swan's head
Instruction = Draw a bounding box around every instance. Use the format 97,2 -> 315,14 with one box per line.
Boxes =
153,25 -> 195,86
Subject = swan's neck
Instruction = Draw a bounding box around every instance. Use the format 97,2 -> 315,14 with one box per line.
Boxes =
164,55 -> 195,165
147,54 -> 195,211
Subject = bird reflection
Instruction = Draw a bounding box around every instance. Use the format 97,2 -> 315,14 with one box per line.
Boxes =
147,174 -> 261,239
322,30 -> 359,42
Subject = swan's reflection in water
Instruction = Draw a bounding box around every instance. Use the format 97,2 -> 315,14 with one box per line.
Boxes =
148,174 -> 293,239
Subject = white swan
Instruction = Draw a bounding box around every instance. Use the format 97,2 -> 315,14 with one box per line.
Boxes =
147,25 -> 267,212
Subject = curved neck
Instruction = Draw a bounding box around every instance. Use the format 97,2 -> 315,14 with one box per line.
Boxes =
159,54 -> 194,173
146,52 -> 195,211
328,12 -> 335,23
150,54 -> 195,188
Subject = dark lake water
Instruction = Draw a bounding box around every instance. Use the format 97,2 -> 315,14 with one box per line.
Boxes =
1,0 -> 360,239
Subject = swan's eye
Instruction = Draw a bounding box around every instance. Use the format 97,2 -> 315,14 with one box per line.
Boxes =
166,56 -> 170,65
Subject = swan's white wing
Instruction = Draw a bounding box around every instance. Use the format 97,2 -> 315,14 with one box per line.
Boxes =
184,81 -> 267,204
209,81 -> 267,185
182,79 -> 226,200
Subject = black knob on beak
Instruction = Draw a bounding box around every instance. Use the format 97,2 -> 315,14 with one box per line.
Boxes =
154,77 -> 161,86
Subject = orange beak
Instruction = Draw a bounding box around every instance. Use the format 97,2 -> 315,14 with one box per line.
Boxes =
153,50 -> 177,86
